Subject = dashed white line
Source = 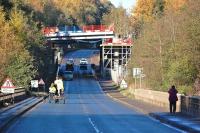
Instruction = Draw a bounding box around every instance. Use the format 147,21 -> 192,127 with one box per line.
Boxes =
105,92 -> 187,133
88,117 -> 102,133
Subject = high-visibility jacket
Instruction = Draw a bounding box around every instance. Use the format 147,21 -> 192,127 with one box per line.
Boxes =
49,86 -> 56,93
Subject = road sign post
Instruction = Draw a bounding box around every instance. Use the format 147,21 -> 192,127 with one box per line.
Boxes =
140,74 -> 141,89
38,78 -> 45,93
1,78 -> 16,94
135,77 -> 136,89
1,78 -> 16,104
31,80 -> 38,92
120,79 -> 128,89
133,68 -> 145,89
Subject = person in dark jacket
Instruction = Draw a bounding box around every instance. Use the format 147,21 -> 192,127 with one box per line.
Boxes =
168,85 -> 178,114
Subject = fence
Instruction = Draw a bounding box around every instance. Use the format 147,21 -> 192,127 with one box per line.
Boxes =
130,88 -> 200,117
0,87 -> 26,103
181,96 -> 200,117
42,25 -> 114,35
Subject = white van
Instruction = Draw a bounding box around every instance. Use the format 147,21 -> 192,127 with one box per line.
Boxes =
80,58 -> 88,64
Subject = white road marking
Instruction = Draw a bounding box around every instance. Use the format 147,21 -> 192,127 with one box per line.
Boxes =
98,82 -> 187,133
88,117 -> 102,133
162,123 -> 187,133
96,81 -> 104,94
78,90 -> 102,133
106,93 -> 187,132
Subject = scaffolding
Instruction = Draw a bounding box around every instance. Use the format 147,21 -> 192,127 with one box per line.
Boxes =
100,42 -> 132,83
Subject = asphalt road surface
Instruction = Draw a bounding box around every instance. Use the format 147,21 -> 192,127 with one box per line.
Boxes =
5,50 -> 182,133
6,79 -> 182,133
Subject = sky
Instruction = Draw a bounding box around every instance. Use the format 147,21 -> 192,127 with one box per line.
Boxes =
109,0 -> 137,12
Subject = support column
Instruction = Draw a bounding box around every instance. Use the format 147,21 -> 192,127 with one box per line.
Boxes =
111,45 -> 113,70
122,46 -> 123,78
125,46 -> 128,77
102,46 -> 105,78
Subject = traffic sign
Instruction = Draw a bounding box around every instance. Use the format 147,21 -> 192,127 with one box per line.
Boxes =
120,79 -> 128,89
38,78 -> 45,85
141,74 -> 146,78
31,80 -> 38,88
133,68 -> 142,77
1,78 -> 16,93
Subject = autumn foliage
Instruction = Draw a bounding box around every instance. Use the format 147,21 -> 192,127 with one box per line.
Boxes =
0,0 -> 113,88
129,0 -> 200,95
0,0 -> 199,95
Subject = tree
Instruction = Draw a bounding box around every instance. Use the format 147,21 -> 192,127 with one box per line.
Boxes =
130,0 -> 165,39
0,0 -> 114,87
103,5 -> 132,37
165,0 -> 188,11
133,0 -> 155,22
153,0 -> 165,18
128,0 -> 200,95
0,8 -> 36,87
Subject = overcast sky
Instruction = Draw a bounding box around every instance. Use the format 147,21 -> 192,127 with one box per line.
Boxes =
109,0 -> 137,12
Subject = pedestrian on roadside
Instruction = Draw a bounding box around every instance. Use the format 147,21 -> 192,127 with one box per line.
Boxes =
49,83 -> 56,103
168,85 -> 178,114
49,83 -> 56,94
54,76 -> 64,96
54,82 -> 59,103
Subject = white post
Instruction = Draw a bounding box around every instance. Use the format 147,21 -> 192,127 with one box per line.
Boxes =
102,46 -> 104,78
140,74 -> 142,89
135,77 -> 136,89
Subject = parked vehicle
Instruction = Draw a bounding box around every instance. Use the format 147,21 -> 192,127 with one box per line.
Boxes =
66,64 -> 74,71
66,59 -> 74,71
79,64 -> 89,75
63,71 -> 73,80
66,58 -> 74,64
80,58 -> 88,64
80,64 -> 87,70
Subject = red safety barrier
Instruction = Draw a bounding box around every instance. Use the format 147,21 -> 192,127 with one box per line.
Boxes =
42,24 -> 114,35
82,25 -> 114,32
123,38 -> 132,44
102,37 -> 132,46
42,27 -> 59,35
104,38 -> 113,43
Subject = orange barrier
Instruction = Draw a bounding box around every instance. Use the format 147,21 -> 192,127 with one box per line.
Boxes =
82,25 -> 114,32
103,38 -> 132,45
42,27 -> 59,35
42,24 -> 114,35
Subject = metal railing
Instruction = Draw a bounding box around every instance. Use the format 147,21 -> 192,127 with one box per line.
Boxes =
42,25 -> 114,36
0,87 -> 26,102
181,96 -> 200,117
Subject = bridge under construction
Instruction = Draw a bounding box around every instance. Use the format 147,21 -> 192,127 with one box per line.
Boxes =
42,25 -> 132,83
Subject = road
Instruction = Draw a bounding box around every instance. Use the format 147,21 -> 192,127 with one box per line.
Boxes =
5,50 -> 182,133
61,49 -> 99,72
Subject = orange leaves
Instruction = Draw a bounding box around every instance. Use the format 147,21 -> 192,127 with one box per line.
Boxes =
0,9 -> 28,79
165,0 -> 188,11
25,0 -> 45,12
133,0 -> 155,22
132,0 -> 188,23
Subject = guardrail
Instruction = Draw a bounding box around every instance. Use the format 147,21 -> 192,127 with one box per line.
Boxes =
42,25 -> 114,36
0,87 -> 26,103
181,96 -> 200,117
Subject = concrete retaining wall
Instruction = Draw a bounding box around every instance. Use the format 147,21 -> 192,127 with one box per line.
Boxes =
129,88 -> 200,116
129,89 -> 181,111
